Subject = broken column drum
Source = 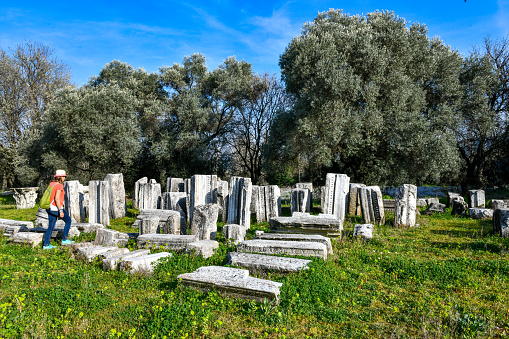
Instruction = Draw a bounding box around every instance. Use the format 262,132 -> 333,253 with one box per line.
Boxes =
227,177 -> 252,229
394,184 -> 417,227
105,173 -> 127,219
322,173 -> 350,221
89,181 -> 110,226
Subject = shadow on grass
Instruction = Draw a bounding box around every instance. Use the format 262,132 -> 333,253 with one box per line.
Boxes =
430,240 -> 508,253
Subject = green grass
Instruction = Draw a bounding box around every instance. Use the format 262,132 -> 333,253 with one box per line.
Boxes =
1,204 -> 509,338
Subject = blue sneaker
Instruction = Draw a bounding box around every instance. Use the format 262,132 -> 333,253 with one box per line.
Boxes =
61,239 -> 75,245
43,244 -> 57,250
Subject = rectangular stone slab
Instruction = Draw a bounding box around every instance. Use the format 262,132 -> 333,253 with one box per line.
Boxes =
237,240 -> 327,259
120,252 -> 172,274
228,252 -> 311,273
136,234 -> 198,250
9,232 -> 44,248
27,226 -> 80,239
77,246 -> 119,261
0,218 -> 34,228
103,249 -> 151,271
269,214 -> 342,237
177,266 -> 283,303
253,233 -> 333,255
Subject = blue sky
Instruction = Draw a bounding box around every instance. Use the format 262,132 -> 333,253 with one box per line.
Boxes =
1,1 -> 508,87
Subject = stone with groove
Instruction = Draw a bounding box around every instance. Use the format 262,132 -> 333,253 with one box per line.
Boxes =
227,252 -> 311,273
136,234 -> 198,250
237,239 -> 327,259
253,232 -> 333,255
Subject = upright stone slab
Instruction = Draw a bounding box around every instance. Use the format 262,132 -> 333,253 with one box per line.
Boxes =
185,178 -> 191,223
88,181 -> 110,226
132,177 -> 148,209
323,173 -> 350,221
265,185 -> 281,220
189,175 -> 218,223
79,184 -> 88,223
63,181 -> 82,222
139,216 -> 160,235
104,173 -> 126,219
138,181 -> 161,210
191,204 -> 219,240
294,183 -> 313,210
217,180 -> 229,222
394,184 -> 417,227
133,209 -> 186,235
227,177 -> 252,229
494,208 -> 509,238
468,190 -> 485,208
223,224 -> 246,244
163,192 -> 187,214
252,185 -> 265,223
166,177 -> 185,192
348,183 -> 365,216
359,186 -> 385,225
11,187 -> 38,209
291,188 -> 311,214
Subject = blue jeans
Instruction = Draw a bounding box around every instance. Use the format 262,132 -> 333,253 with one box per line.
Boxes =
44,209 -> 72,246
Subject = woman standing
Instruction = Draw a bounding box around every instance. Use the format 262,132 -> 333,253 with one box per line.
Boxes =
42,170 -> 74,250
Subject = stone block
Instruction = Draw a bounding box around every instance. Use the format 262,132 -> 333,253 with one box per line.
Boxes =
28,226 -> 80,239
120,252 -> 172,274
103,249 -> 150,271
0,218 -> 34,229
237,240 -> 327,259
136,234 -> 198,250
359,186 -> 385,225
2,225 -> 29,237
11,187 -> 38,209
217,180 -> 229,222
139,216 -> 160,235
166,177 -> 185,192
94,228 -> 129,247
290,188 -> 311,214
468,189 -> 485,208
394,184 -> 417,227
227,177 -> 252,228
227,252 -> 311,273
191,204 -> 219,240
132,177 -> 148,209
89,180 -> 110,226
162,192 -> 187,215
452,197 -> 468,217
347,183 -> 365,216
9,232 -> 44,248
97,247 -> 130,260
447,192 -> 462,207
186,240 -> 219,258
269,213 -> 342,237
133,209 -> 186,235
77,246 -> 119,261
494,208 -> 509,238
353,224 -> 373,239
423,203 -> 446,215
189,175 -> 218,223
469,208 -> 493,220
177,266 -> 283,303
253,232 -> 333,255
73,223 -> 104,233
63,181 -> 82,222
223,224 -> 246,244
138,181 -> 162,210
104,173 -> 127,219
490,200 -> 508,210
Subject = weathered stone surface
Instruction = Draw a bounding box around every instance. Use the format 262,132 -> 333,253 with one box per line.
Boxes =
359,186 -> 385,225
425,198 -> 440,205
347,183 -> 365,216
291,188 -> 311,214
222,224 -> 246,244
469,208 -> 493,220
253,233 -> 333,255
2,225 -> 29,237
162,192 -> 187,215
423,203 -> 446,215
94,228 -> 128,247
416,199 -> 427,207
490,200 -> 508,210
77,246 -> 119,261
9,232 -> 44,247
353,224 -> 373,239
452,197 -> 468,217
166,177 -> 185,192
447,192 -> 462,207
186,240 -> 219,258
136,234 -> 198,250
494,208 -> 509,238
383,199 -> 395,213
217,180 -> 229,222
323,173 -> 350,221
138,181 -> 162,210
394,184 -> 417,227
237,240 -> 327,259
132,177 -> 148,209
189,175 -> 218,223
79,184 -> 89,222
11,187 -> 38,209
104,173 -> 126,220
73,223 -> 104,233
191,204 -> 219,240
468,189 -> 486,208
103,249 -> 150,271
177,266 -> 283,303
120,252 -> 172,274
28,226 -> 80,239
227,177 -> 252,228
97,247 -> 130,260
63,181 -> 82,222
0,218 -> 34,229
227,252 -> 311,273
133,209 -> 186,235
139,216 -> 160,235
89,180 -> 110,226
269,213 -> 342,237
34,207 -> 68,228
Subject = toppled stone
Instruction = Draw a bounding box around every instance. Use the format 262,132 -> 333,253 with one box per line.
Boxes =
136,234 -> 198,250
120,252 -> 172,274
468,189 -> 486,208
0,218 -> 34,230
35,208 -> 66,227
452,197 -> 468,217
494,208 -> 509,238
353,224 -> 373,239
469,208 -> 493,220
186,240 -> 219,258
447,192 -> 462,207
103,249 -> 151,271
177,266 -> 283,303
423,203 -> 446,215
73,223 -> 104,233
222,224 -> 246,244
237,240 -> 327,259
97,247 -> 130,260
490,200 -> 508,210
269,213 -> 342,237
9,232 -> 44,247
77,246 -> 119,261
227,252 -> 311,273
255,230 -> 264,237
191,204 -> 219,240
94,228 -> 129,247
395,184 -> 417,227
253,233 -> 333,255
3,225 -> 29,238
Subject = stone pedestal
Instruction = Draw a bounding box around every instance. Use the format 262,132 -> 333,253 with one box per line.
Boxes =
394,184 -> 417,227
132,177 -> 148,209
291,188 -> 311,214
468,189 -> 485,208
359,186 -> 385,225
89,181 -> 110,226
138,180 -> 161,210
323,173 -> 350,221
191,204 -> 219,240
105,173 -> 126,219
11,187 -> 38,209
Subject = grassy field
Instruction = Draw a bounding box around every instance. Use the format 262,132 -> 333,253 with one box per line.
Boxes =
0,201 -> 508,338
